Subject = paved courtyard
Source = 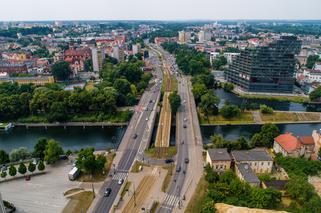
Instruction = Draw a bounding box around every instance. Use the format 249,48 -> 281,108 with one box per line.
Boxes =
0,160 -> 80,213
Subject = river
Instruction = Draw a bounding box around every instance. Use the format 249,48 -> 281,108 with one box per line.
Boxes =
0,126 -> 126,153
1,124 -> 321,153
215,89 -> 321,112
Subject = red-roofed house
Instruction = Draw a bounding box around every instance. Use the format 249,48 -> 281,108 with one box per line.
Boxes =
273,133 -> 315,158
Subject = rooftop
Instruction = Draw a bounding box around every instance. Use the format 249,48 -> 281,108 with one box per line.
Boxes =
207,148 -> 231,161
274,133 -> 301,153
231,148 -> 272,162
263,180 -> 289,191
236,163 -> 260,184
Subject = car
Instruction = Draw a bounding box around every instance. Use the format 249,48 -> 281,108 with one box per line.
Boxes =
104,188 -> 112,197
183,117 -> 187,122
146,118 -> 149,121
176,166 -> 181,173
165,159 -> 174,164
183,124 -> 187,128
183,170 -> 186,174
118,178 -> 124,185
133,134 -> 138,139
185,158 -> 189,164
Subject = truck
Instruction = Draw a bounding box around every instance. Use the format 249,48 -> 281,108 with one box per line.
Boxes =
68,167 -> 80,181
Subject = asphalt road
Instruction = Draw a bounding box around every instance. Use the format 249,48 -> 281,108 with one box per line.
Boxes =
93,51 -> 163,213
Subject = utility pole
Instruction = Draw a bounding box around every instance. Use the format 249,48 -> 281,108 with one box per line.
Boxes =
92,182 -> 95,198
133,183 -> 137,207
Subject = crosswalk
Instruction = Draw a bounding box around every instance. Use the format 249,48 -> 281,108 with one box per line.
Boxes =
112,172 -> 128,181
160,193 -> 180,209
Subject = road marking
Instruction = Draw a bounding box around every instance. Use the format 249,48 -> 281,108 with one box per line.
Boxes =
162,194 -> 179,207
112,172 -> 128,181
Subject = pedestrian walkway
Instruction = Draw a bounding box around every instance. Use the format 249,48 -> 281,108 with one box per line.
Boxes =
112,172 -> 128,181
161,194 -> 180,209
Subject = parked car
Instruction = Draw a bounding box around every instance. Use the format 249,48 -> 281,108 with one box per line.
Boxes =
176,166 -> 181,173
132,134 -> 138,139
183,124 -> 187,128
104,188 -> 112,197
185,158 -> 189,164
165,159 -> 174,164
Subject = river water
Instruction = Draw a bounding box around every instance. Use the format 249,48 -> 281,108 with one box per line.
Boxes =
1,124 -> 321,153
216,89 -> 321,112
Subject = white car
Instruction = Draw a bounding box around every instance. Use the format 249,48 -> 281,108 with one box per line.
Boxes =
118,178 -> 124,185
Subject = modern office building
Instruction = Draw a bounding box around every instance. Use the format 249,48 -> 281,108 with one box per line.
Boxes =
225,36 -> 301,93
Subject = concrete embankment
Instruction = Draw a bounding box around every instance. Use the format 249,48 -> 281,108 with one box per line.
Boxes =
14,122 -> 128,129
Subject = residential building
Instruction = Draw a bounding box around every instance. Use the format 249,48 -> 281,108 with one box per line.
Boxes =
198,30 -> 212,43
91,48 -> 105,72
231,148 -> 273,173
235,163 -> 260,186
273,132 -> 315,158
64,48 -> 92,75
178,31 -> 191,44
312,130 -> 321,157
0,76 -> 55,85
209,52 -> 220,65
262,180 -> 289,195
132,43 -> 141,55
225,36 -> 302,93
223,52 -> 240,64
206,148 -> 231,172
0,61 -> 28,74
112,46 -> 125,62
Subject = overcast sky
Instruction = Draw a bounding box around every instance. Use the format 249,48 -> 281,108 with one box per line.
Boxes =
1,0 -> 321,21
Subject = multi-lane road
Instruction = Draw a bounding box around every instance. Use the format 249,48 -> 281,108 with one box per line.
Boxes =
92,50 -> 163,213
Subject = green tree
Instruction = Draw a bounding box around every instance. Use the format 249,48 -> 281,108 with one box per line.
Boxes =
1,171 -> 7,179
192,83 -> 207,102
220,104 -> 241,119
37,161 -> 45,171
260,104 -> 273,114
200,92 -> 220,116
33,138 -> 48,160
18,163 -> 27,175
0,149 -> 9,164
51,61 -> 72,81
76,147 -> 106,178
286,176 -> 314,204
47,102 -> 67,122
319,148 -> 321,157
8,165 -> 17,177
251,124 -> 279,148
306,55 -> 320,69
223,83 -> 234,92
168,91 -> 181,115
310,86 -> 321,102
28,162 -> 36,173
9,147 -> 30,162
44,139 -> 64,164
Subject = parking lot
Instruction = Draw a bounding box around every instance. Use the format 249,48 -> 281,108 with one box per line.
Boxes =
0,160 -> 80,213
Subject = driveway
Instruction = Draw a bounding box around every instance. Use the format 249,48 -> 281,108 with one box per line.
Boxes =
0,160 -> 80,213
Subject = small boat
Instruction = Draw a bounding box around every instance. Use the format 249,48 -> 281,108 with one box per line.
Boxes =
0,123 -> 14,131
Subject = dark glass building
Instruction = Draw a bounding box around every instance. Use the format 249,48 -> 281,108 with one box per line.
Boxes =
225,36 -> 301,93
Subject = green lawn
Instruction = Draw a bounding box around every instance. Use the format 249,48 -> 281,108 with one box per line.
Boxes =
185,176 -> 208,213
239,93 -> 308,103
199,111 -> 254,125
145,146 -> 177,159
261,112 -> 321,122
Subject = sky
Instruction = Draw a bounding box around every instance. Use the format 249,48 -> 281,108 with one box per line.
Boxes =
1,0 -> 321,21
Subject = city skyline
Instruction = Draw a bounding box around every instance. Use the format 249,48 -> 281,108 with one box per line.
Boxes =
1,0 -> 321,21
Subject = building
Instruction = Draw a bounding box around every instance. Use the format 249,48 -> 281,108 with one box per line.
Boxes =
198,30 -> 212,43
64,48 -> 92,75
178,31 -> 191,44
206,148 -> 231,172
262,180 -> 289,195
231,148 -> 273,173
273,132 -> 315,158
0,61 -> 28,74
0,76 -> 55,85
312,130 -> 321,157
225,36 -> 302,93
112,46 -> 125,62
132,43 -> 141,55
91,48 -> 105,72
235,163 -> 260,186
223,52 -> 240,64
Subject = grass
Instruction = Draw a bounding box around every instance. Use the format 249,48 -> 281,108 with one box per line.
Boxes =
150,201 -> 159,213
185,176 -> 209,213
239,93 -> 308,103
64,188 -> 84,196
131,160 -> 150,173
261,112 -> 321,122
62,191 -> 94,213
85,81 -> 95,91
145,146 -> 177,159
78,153 -> 115,182
199,111 -> 254,125
120,181 -> 132,199
161,165 -> 174,192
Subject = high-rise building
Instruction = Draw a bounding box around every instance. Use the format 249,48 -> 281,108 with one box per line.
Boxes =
198,30 -> 212,43
178,31 -> 191,44
92,48 -> 105,72
225,36 -> 301,93
112,46 -> 125,62
132,43 -> 141,55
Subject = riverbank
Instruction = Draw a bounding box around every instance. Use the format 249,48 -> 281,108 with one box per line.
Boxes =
14,122 -> 128,128
199,110 -> 321,126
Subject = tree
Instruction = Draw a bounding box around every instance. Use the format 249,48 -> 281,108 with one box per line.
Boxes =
286,176 -> 314,204
306,55 -> 320,69
8,165 -> 17,177
192,83 -> 207,102
168,91 -> 181,115
310,86 -> 321,102
319,148 -> 321,157
200,92 -> 220,116
37,161 -> 45,171
1,171 -> 7,179
220,104 -> 241,119
51,61 -> 72,81
260,104 -> 273,114
33,138 -> 48,160
18,163 -> 27,175
76,147 -> 106,178
47,102 -> 67,122
9,147 -> 30,162
28,162 -> 36,173
0,149 -> 9,164
223,83 -> 234,92
44,139 -> 64,164
251,123 -> 279,148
